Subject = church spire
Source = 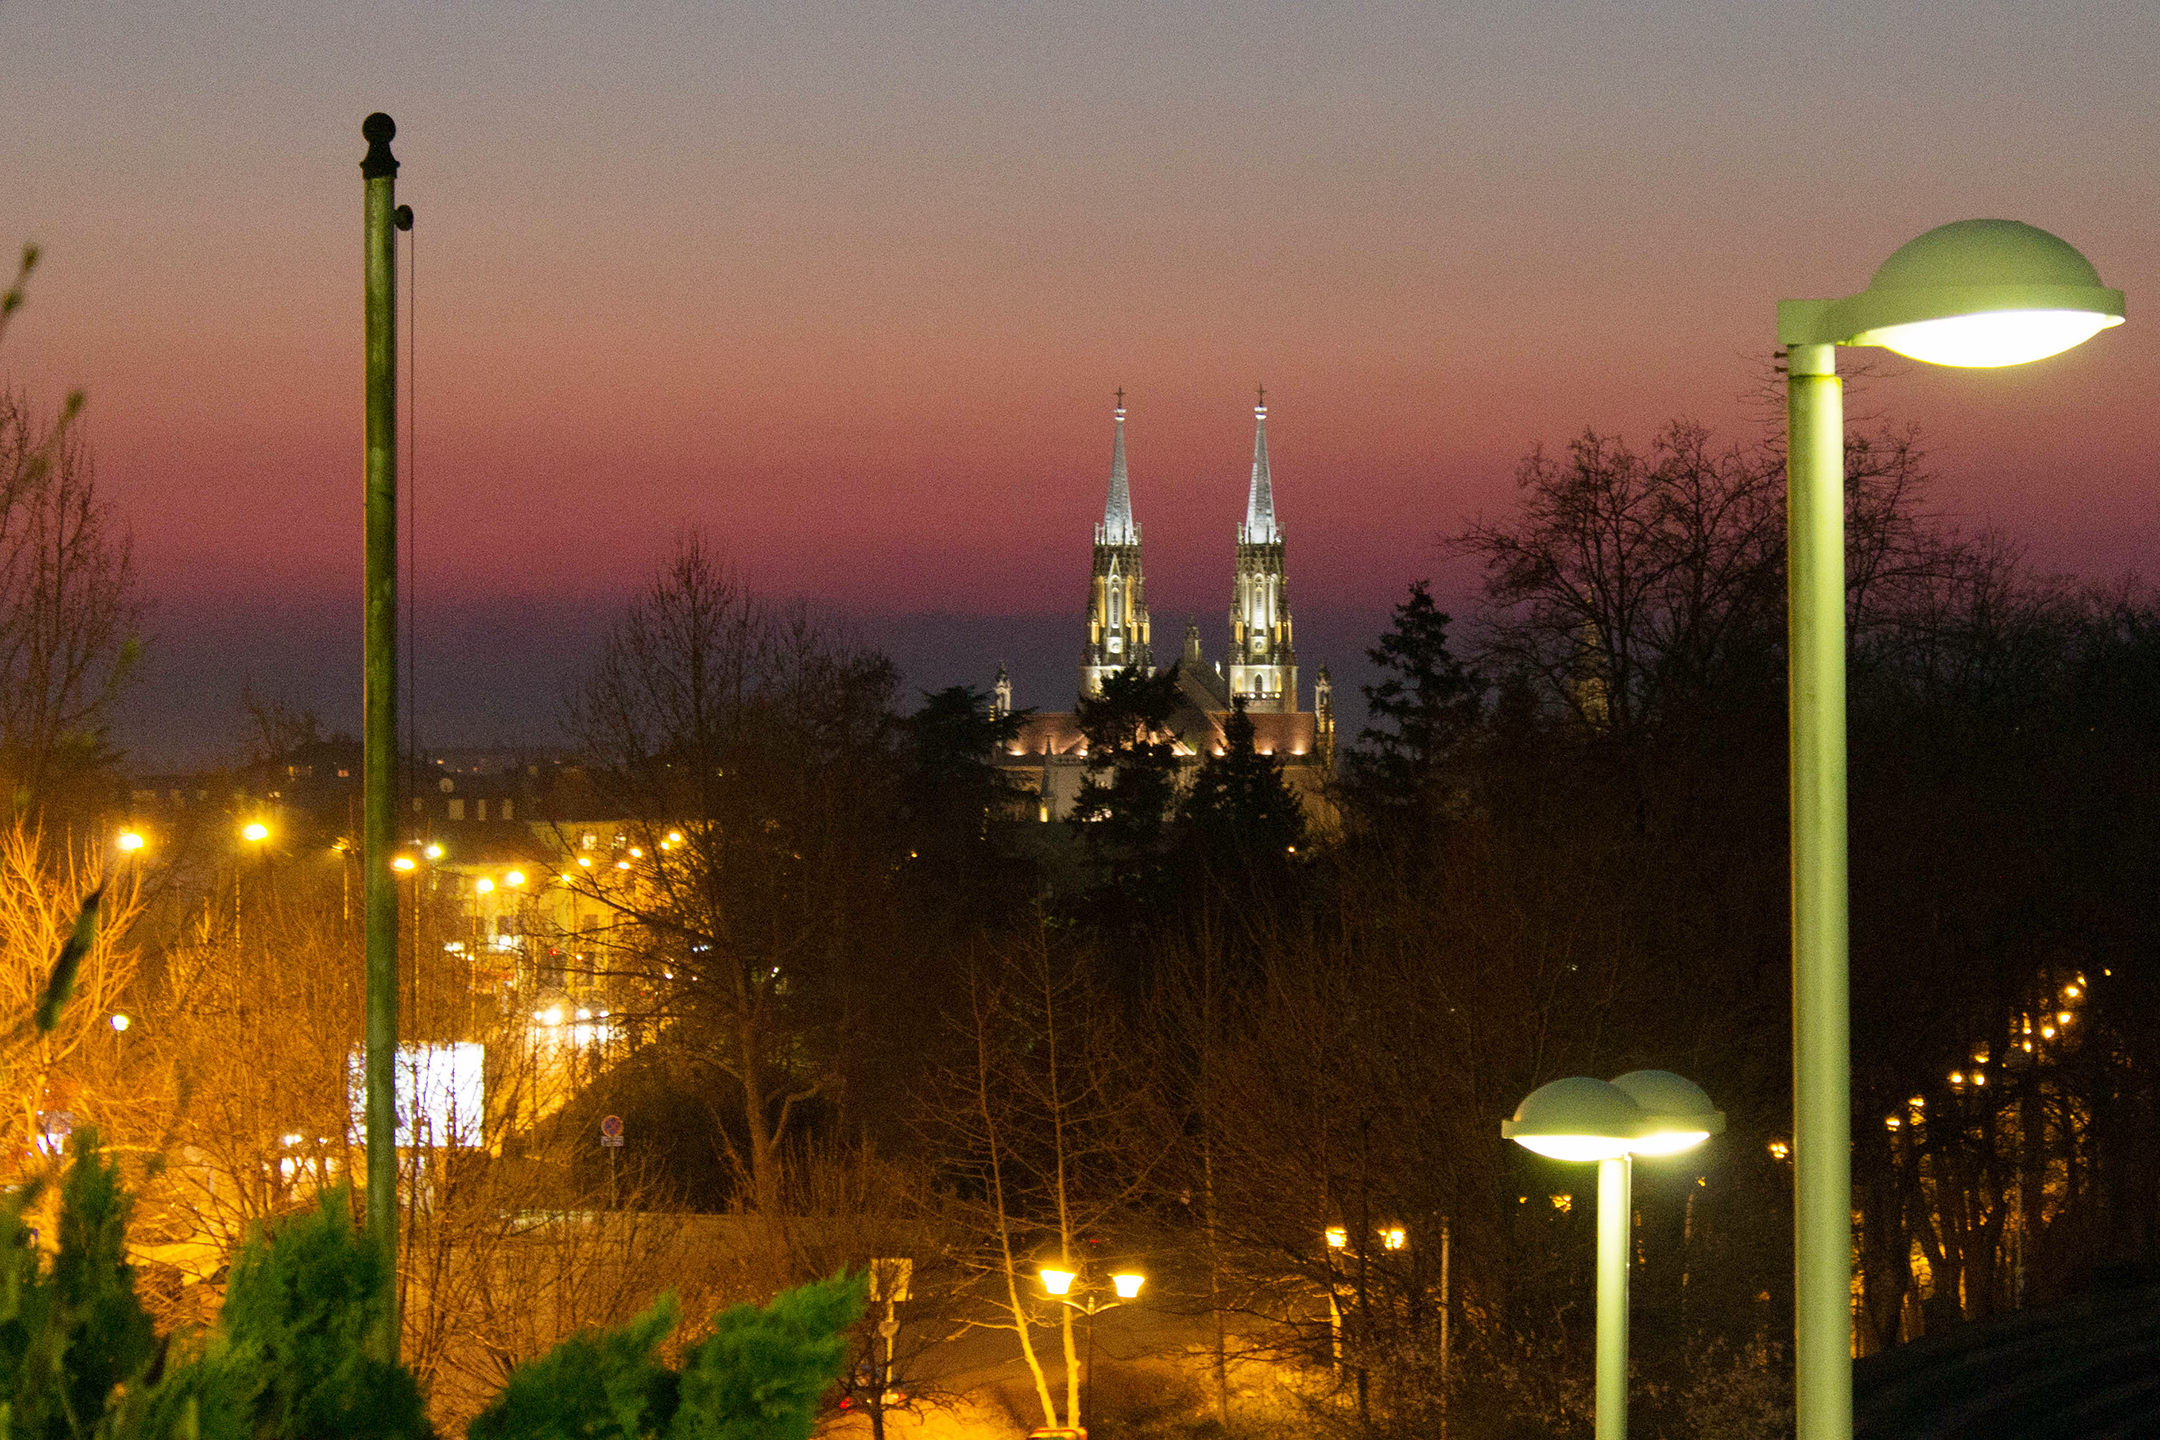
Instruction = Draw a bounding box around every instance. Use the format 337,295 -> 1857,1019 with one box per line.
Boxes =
1240,385 -> 1279,544
1228,388 -> 1296,712
1082,389 -> 1151,698
1098,389 -> 1137,546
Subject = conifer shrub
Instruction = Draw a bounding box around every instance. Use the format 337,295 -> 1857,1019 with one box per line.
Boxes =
467,1275 -> 863,1440
2,1140 -> 860,1440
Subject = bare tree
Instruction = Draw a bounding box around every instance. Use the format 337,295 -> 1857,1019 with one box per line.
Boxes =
0,376 -> 142,815
562,532 -> 902,1218
925,923 -> 1154,1432
0,818 -> 146,1170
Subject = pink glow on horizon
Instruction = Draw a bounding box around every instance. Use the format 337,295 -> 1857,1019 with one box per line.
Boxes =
2,1 -> 2154,627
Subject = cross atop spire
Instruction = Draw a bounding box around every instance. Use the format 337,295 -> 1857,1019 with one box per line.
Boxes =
1099,394 -> 1137,545
1241,392 -> 1279,544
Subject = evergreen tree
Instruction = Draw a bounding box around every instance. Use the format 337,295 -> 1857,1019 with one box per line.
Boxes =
1069,665 -> 1186,939
901,685 -> 1027,881
1180,699 -> 1306,877
1069,665 -> 1184,858
1342,580 -> 1481,832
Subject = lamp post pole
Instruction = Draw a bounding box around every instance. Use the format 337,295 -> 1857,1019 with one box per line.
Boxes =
1776,218 -> 2123,1440
1785,340 -> 1851,1440
360,110 -> 403,1365
1595,1156 -> 1632,1440
1505,1073 -> 1722,1440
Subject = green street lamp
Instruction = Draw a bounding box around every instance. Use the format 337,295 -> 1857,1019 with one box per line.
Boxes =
1505,1073 -> 1723,1440
1776,220 -> 2122,1440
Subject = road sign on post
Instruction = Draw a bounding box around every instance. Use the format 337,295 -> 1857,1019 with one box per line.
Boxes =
601,1114 -> 624,1147
869,1256 -> 913,1302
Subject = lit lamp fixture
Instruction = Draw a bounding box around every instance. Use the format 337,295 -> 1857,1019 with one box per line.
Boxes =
1504,1073 -> 1722,1440
116,830 -> 146,853
474,877 -> 494,894
1777,220 -> 2122,1440
241,822 -> 271,843
1034,1263 -> 1146,1432
391,855 -> 417,873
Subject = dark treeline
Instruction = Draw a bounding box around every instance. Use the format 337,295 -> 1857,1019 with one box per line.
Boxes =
15,379 -> 2157,1437
509,417 -> 2160,1439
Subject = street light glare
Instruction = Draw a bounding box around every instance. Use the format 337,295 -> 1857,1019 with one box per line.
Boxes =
116,831 -> 145,852
391,855 -> 417,872
1868,309 -> 2120,368
1512,1133 -> 1638,1163
1627,1130 -> 1712,1157
1111,1273 -> 1145,1299
242,822 -> 270,843
424,843 -> 444,860
1039,1268 -> 1076,1296
474,877 -> 494,894
505,870 -> 525,887
1324,1225 -> 1347,1249
110,1013 -> 130,1032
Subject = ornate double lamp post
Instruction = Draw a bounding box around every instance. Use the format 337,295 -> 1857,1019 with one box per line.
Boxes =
1504,1072 -> 1723,1440
1776,220 -> 2122,1440
1039,1265 -> 1145,1433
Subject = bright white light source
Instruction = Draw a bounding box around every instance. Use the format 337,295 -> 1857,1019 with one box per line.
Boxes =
1869,309 -> 2119,367
348,1042 -> 485,1147
1627,1130 -> 1712,1157
1511,1134 -> 1636,1162
1040,1268 -> 1076,1296
1112,1272 -> 1145,1298
1324,1226 -> 1347,1249
110,1013 -> 130,1032
474,877 -> 494,894
1381,1227 -> 1407,1250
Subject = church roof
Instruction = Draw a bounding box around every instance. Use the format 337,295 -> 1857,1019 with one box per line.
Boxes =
1098,402 -> 1137,546
1240,398 -> 1280,545
996,702 -> 1319,766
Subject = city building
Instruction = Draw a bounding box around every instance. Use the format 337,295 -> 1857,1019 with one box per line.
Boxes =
994,394 -> 1336,823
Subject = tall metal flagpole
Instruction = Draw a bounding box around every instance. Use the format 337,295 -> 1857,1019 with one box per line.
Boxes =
360,110 -> 404,1364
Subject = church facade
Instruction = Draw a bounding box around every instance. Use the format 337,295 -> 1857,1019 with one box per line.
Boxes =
993,395 -> 1336,824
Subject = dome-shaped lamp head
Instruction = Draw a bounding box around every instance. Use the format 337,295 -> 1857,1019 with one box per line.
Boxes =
1779,219 -> 2123,367
1501,1077 -> 1648,1162
1609,1070 -> 1724,1156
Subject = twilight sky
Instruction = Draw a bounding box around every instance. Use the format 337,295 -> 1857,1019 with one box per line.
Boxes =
3,0 -> 2155,763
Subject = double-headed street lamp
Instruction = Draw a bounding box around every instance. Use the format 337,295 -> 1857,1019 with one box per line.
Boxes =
1505,1071 -> 1723,1440
1039,1264 -> 1144,1432
1777,220 -> 2123,1440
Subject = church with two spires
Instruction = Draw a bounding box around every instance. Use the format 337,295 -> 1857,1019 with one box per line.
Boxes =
992,394 -> 1337,824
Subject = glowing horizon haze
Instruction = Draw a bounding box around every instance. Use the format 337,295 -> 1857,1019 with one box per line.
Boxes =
2,1 -> 2155,762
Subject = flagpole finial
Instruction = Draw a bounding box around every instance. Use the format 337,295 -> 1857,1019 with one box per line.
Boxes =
361,112 -> 399,179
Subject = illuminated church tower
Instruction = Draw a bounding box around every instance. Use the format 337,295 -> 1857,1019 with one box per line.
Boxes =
1081,394 -> 1152,697
1226,391 -> 1296,712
